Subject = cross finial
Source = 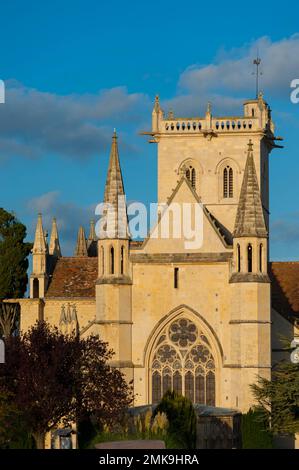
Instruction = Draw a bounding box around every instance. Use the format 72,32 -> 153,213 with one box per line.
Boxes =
248,139 -> 253,152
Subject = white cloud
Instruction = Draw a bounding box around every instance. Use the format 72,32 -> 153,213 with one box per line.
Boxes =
0,82 -> 150,161
162,34 -> 299,116
27,191 -> 97,255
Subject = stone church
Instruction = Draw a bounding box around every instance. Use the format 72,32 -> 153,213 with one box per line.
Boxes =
19,94 -> 298,413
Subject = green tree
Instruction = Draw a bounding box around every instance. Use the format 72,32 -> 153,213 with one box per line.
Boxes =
0,208 -> 32,299
251,359 -> 299,435
0,391 -> 34,449
241,408 -> 273,448
154,390 -> 197,448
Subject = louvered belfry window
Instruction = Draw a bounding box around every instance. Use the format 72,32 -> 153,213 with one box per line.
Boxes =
223,166 -> 233,198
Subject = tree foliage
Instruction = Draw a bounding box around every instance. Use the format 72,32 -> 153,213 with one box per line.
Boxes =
0,301 -> 20,337
0,321 -> 133,448
0,208 -> 32,300
251,360 -> 299,435
0,391 -> 34,449
154,390 -> 197,449
241,408 -> 273,448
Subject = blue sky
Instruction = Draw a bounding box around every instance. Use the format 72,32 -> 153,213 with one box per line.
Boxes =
1,0 -> 299,259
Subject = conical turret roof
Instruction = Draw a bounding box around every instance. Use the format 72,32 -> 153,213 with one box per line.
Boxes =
234,140 -> 267,238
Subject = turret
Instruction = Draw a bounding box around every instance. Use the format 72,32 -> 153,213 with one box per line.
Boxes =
96,130 -> 132,382
243,92 -> 273,131
49,217 -> 61,257
228,140 -> 271,410
30,213 -> 48,298
152,95 -> 163,133
87,219 -> 97,256
97,130 -> 130,281
74,226 -> 88,257
205,102 -> 212,130
230,140 -> 268,282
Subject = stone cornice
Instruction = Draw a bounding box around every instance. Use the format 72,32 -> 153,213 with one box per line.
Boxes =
130,252 -> 232,264
229,273 -> 270,283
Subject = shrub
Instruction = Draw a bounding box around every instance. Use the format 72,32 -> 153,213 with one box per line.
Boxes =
153,390 -> 197,449
241,408 -> 273,449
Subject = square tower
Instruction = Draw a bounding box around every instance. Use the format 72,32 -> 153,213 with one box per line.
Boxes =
146,94 -> 280,233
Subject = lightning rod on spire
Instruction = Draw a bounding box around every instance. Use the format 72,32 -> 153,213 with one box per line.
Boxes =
253,52 -> 262,99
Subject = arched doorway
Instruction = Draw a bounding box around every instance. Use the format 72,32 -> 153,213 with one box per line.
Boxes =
150,317 -> 216,405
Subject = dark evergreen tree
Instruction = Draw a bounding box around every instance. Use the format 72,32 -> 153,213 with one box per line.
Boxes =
241,408 -> 273,448
154,390 -> 197,448
251,359 -> 299,435
0,208 -> 32,299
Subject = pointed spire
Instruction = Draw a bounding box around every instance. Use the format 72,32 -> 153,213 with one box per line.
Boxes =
104,130 -> 125,204
74,226 -> 88,256
101,131 -> 129,239
66,303 -> 72,323
205,101 -> 212,129
70,304 -> 79,336
49,217 -> 61,257
88,219 -> 97,242
234,140 -> 267,238
153,94 -> 160,112
33,213 -> 47,254
152,95 -> 163,133
59,304 -> 67,326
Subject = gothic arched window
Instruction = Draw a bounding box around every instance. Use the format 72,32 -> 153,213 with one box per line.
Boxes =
151,318 -> 216,405
185,166 -> 196,190
223,166 -> 233,198
259,243 -> 263,272
247,244 -> 253,273
101,246 -> 104,275
120,245 -> 124,275
110,246 -> 114,274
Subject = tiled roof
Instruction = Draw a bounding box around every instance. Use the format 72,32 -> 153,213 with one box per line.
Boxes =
46,257 -> 97,298
270,262 -> 299,322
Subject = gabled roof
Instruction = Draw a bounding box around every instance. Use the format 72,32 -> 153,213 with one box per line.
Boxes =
139,176 -> 232,250
234,141 -> 267,238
